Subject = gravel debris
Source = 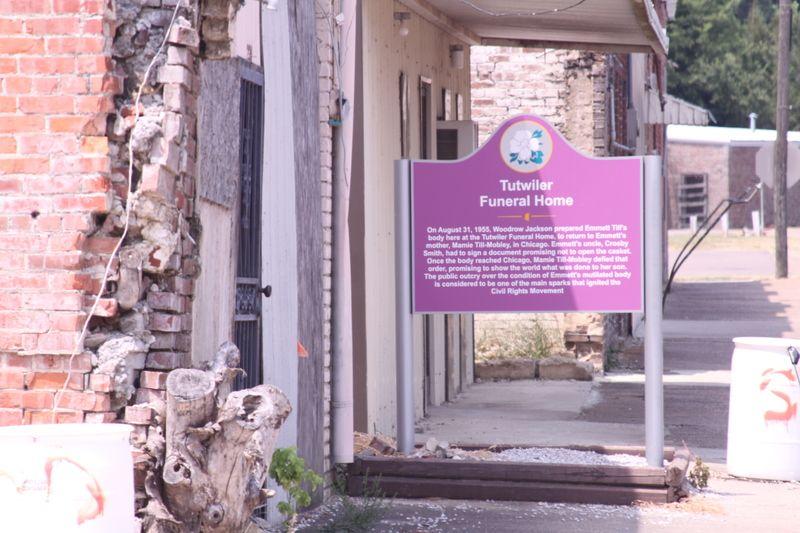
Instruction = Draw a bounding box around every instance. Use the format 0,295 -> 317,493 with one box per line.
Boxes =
488,447 -> 650,467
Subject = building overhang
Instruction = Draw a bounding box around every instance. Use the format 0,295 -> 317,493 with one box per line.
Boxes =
399,0 -> 668,54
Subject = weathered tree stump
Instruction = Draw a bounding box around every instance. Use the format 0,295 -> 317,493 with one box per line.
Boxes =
144,343 -> 291,532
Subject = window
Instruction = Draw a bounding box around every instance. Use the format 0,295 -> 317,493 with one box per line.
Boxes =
678,173 -> 708,228
419,77 -> 432,159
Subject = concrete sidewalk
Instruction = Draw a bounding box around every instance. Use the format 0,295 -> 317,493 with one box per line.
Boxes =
292,278 -> 800,532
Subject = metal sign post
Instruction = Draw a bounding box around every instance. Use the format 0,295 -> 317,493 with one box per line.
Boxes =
395,160 -> 415,455
644,154 -> 664,467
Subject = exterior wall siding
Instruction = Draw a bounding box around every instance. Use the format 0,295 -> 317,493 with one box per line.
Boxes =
359,0 -> 472,435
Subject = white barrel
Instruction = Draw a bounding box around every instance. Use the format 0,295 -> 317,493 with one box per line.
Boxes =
728,337 -> 800,480
0,423 -> 135,532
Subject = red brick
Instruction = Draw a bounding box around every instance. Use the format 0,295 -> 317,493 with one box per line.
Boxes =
145,351 -> 186,370
33,353 -> 91,372
49,114 -> 105,134
24,371 -> 83,391
0,177 -> 21,191
89,373 -> 112,392
0,369 -> 24,389
0,37 -> 44,54
139,370 -> 168,390
0,310 -> 49,331
0,354 -> 32,369
55,391 -> 109,411
0,408 -> 23,426
50,311 -> 85,330
21,390 -> 53,409
51,155 -> 110,174
60,213 -> 94,231
82,0 -> 105,15
0,95 -> 15,112
90,73 -> 122,94
0,57 -> 15,74
81,17 -> 103,35
18,56 -> 75,74
0,114 -> 43,133
53,193 -> 110,213
18,133 -> 79,154
80,135 -> 107,153
48,273 -> 93,293
90,297 -> 117,318
165,276 -> 193,296
51,0 -> 82,13
0,253 -> 24,269
146,292 -> 186,313
36,331 -> 79,353
60,75 -> 88,94
47,36 -> 104,54
23,292 -> 84,312
0,155 -> 49,173
26,174 -> 83,194
26,409 -> 83,424
134,387 -> 166,404
31,76 -> 58,93
25,17 -> 80,35
0,18 -> 23,33
76,54 -> 110,74
0,234 -> 47,252
0,1 -> 49,14
18,95 -> 73,113
0,136 -> 15,153
0,332 -> 37,351
149,312 -> 182,333
74,94 -> 113,113
47,231 -> 84,251
3,75 -> 32,94
0,389 -> 23,407
44,252 -> 83,270
124,404 -> 154,425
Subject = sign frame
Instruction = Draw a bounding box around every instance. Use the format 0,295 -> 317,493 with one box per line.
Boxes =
409,115 -> 645,315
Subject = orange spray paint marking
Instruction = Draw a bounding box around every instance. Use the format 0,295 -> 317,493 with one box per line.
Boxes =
759,368 -> 799,426
44,456 -> 105,525
763,390 -> 798,423
297,340 -> 309,358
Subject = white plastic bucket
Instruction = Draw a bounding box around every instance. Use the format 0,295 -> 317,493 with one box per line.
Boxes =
727,337 -> 800,481
0,423 -> 135,533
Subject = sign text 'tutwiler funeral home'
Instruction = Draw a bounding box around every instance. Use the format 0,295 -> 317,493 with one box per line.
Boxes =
411,115 -> 643,314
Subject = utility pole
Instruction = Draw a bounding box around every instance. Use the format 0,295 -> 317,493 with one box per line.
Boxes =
774,0 -> 790,278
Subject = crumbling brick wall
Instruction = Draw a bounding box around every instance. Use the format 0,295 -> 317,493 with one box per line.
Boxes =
0,0 -> 206,515
0,0 -> 119,424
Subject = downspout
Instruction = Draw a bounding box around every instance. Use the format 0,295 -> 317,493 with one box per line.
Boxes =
608,54 -> 637,155
332,0 -> 357,464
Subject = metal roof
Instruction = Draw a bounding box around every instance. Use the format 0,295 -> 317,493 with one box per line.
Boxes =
667,124 -> 800,145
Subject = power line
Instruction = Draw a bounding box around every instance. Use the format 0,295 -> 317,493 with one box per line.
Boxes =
456,0 -> 590,18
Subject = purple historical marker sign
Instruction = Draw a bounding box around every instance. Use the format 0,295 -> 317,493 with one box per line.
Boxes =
411,115 -> 643,314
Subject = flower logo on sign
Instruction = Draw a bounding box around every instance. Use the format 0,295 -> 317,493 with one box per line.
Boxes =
500,119 -> 553,173
509,129 -> 546,166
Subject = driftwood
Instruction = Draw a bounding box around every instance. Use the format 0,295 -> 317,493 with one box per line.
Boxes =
144,342 -> 291,532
